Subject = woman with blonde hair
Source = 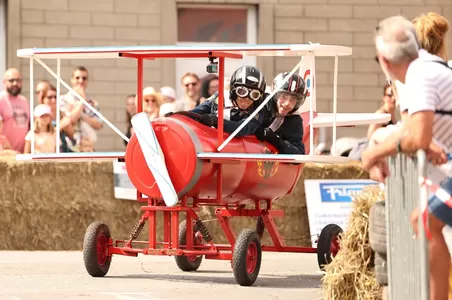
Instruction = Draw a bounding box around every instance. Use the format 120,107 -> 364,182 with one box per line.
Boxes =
412,12 -> 449,60
135,87 -> 164,121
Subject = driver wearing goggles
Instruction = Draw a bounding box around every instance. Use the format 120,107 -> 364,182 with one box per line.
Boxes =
255,72 -> 307,155
190,65 -> 267,137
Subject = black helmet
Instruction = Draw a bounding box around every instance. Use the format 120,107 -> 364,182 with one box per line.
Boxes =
271,72 -> 307,114
229,65 -> 266,109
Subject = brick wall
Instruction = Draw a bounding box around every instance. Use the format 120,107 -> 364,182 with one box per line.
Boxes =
15,0 -> 163,151
274,0 -> 452,142
9,0 -> 452,151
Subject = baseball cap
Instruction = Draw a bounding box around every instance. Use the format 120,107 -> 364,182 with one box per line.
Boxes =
34,104 -> 52,118
160,86 -> 176,100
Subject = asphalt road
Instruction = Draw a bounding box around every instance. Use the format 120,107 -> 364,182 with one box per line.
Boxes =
0,251 -> 324,300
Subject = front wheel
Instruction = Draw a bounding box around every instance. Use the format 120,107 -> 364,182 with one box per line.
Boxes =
317,223 -> 343,271
175,220 -> 203,272
232,229 -> 262,286
83,221 -> 112,277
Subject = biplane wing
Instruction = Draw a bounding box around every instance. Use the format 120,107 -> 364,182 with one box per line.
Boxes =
311,113 -> 391,128
15,152 -> 125,162
197,153 -> 352,164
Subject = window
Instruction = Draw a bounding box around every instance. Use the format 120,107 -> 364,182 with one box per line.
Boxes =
175,5 -> 257,100
177,7 -> 248,43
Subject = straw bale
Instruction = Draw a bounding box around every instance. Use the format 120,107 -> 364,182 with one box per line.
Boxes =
0,160 -> 147,250
0,159 -> 368,251
321,185 -> 384,300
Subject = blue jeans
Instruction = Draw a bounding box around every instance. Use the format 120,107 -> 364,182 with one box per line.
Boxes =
428,177 -> 452,226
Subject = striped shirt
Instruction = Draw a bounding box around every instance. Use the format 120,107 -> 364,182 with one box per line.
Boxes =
405,49 -> 452,152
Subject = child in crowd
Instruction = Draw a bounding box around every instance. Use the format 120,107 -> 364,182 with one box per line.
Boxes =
23,104 -> 58,154
79,136 -> 94,152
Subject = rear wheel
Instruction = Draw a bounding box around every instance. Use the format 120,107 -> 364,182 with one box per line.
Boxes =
232,229 -> 262,286
175,220 -> 203,272
83,221 -> 112,277
317,224 -> 343,271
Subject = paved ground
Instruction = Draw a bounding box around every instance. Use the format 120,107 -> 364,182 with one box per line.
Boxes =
0,251 -> 324,300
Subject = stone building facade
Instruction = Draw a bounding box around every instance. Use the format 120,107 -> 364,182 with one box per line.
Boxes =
5,0 -> 452,151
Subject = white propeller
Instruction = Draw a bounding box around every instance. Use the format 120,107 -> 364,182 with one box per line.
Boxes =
131,113 -> 178,207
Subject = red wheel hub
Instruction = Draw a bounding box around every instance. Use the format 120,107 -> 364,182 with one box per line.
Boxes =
96,233 -> 108,266
330,236 -> 340,257
246,242 -> 258,274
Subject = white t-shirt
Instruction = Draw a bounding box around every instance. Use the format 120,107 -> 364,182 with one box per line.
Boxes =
403,50 -> 452,180
405,49 -> 452,152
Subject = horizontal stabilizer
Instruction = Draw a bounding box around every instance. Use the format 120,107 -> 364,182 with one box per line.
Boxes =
197,152 -> 351,164
15,152 -> 125,162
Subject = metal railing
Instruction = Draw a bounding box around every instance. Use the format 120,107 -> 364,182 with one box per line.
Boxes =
385,149 -> 429,300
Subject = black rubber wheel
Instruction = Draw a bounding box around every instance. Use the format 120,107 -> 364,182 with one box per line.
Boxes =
369,201 -> 387,255
175,220 -> 203,272
317,223 -> 343,271
374,252 -> 388,286
232,229 -> 262,286
83,221 -> 112,277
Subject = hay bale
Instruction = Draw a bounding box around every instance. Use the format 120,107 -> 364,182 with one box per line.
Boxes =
0,159 -> 369,251
321,185 -> 384,300
0,160 -> 146,250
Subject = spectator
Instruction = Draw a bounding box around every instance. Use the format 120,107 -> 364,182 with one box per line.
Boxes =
180,72 -> 201,110
159,86 -> 183,117
124,93 -> 136,146
0,114 -> 16,156
160,86 -> 176,104
79,136 -> 94,152
366,83 -> 398,139
60,66 -> 103,151
361,15 -> 452,300
199,74 -> 219,103
137,87 -> 163,121
23,104 -> 57,154
35,80 -> 50,104
0,68 -> 30,153
43,84 -> 76,152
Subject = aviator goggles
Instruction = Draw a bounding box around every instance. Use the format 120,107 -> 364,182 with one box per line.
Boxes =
234,86 -> 262,101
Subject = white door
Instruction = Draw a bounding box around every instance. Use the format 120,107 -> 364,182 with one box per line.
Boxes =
175,5 -> 257,100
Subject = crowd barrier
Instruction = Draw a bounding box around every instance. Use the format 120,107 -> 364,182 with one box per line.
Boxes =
0,157 -> 369,251
385,150 -> 429,300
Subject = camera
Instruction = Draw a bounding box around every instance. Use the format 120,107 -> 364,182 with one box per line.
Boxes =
206,57 -> 218,74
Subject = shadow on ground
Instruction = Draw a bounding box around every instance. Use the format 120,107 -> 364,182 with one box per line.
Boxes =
109,271 -> 322,289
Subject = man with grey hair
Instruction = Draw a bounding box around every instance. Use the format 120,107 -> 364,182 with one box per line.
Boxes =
362,15 -> 452,300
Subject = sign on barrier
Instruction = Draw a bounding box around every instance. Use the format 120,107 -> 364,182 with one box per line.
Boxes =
304,179 -> 379,247
113,161 -> 142,200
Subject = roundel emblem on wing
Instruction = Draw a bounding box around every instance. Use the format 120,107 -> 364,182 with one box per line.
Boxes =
303,70 -> 311,97
247,76 -> 259,82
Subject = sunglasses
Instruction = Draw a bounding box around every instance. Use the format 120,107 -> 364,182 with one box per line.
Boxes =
234,86 -> 262,101
184,82 -> 197,88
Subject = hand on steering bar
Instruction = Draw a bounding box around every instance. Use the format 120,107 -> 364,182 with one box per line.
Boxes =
199,114 -> 218,128
256,127 -> 278,143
